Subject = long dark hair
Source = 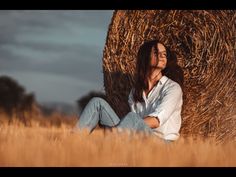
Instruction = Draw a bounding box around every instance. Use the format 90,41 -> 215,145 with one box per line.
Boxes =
133,40 -> 183,103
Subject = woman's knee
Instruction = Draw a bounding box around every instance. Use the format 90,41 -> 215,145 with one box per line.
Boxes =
90,97 -> 107,106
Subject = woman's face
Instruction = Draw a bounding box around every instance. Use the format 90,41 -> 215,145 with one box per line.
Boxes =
150,43 -> 167,70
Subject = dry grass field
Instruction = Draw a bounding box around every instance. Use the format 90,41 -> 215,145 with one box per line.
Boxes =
0,115 -> 235,167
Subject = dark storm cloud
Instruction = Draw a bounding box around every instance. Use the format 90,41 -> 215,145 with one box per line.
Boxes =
0,10 -> 112,44
0,11 -> 54,44
0,41 -> 103,82
0,10 -> 112,68
14,40 -> 100,58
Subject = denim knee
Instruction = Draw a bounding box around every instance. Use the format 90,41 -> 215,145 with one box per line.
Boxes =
90,97 -> 106,105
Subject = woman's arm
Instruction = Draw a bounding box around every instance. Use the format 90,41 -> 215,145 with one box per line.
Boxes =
147,83 -> 183,127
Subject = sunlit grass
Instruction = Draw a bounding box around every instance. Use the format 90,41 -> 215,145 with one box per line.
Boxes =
0,116 -> 235,167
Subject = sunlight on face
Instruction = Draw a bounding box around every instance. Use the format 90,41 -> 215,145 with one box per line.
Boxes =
150,43 -> 167,69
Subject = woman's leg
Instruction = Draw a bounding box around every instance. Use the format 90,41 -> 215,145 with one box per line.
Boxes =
74,97 -> 120,133
117,112 -> 153,135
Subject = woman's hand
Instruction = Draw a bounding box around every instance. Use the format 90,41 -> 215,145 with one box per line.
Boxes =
144,116 -> 160,128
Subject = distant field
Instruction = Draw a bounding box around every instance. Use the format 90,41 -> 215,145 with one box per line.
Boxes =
0,120 -> 235,167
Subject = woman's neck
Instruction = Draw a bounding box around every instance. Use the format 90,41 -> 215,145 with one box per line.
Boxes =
146,69 -> 162,91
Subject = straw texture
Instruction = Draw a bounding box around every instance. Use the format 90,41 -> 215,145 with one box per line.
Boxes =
103,10 -> 236,142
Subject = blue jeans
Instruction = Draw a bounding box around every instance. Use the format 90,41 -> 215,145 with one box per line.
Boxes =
74,97 -> 153,135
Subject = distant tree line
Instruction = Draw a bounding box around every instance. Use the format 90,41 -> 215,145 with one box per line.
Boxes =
0,75 -> 110,126
0,75 -> 35,125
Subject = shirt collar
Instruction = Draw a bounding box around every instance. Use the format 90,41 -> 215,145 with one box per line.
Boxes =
159,75 -> 168,85
142,75 -> 169,101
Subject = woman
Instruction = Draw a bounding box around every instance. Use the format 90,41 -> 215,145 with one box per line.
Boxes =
74,40 -> 183,142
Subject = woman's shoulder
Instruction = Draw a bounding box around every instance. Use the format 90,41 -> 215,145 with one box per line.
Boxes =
165,76 -> 182,92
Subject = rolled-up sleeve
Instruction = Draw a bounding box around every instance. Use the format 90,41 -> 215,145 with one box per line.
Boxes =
128,89 -> 136,113
147,83 -> 183,126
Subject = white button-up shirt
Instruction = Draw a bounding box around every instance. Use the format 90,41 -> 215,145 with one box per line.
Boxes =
128,75 -> 183,141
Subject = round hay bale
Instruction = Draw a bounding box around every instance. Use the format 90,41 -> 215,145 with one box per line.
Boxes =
102,10 -> 236,142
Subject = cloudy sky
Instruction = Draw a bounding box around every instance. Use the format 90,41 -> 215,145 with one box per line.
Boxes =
0,10 -> 113,106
